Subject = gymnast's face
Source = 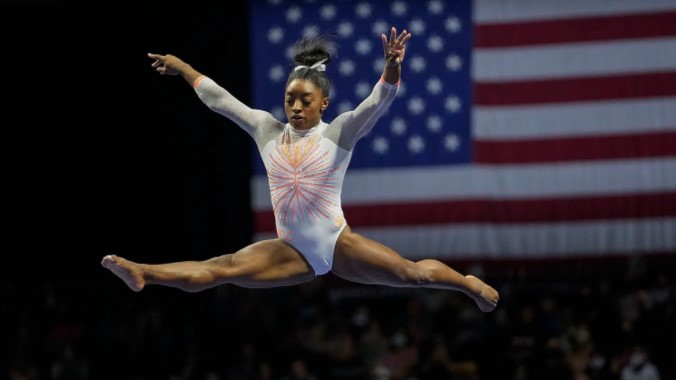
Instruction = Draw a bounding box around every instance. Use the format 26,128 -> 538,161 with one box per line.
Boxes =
285,79 -> 329,130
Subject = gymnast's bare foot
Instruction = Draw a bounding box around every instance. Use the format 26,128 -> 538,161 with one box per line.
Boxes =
101,255 -> 145,292
465,275 -> 499,312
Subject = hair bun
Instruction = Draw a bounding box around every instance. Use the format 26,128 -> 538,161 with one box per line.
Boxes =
292,26 -> 337,67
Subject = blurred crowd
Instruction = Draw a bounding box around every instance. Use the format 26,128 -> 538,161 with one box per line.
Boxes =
3,255 -> 674,380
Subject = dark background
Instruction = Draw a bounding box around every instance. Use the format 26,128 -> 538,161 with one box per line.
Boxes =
5,0 -> 253,282
3,1 -> 263,377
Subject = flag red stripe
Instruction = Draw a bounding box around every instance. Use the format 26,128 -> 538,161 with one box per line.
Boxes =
475,11 -> 676,47
254,192 -> 676,231
475,131 -> 676,164
474,72 -> 676,106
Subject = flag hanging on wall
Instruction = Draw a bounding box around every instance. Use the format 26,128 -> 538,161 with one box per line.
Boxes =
249,0 -> 676,260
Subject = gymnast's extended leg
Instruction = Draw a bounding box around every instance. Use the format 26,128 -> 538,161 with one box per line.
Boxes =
332,226 -> 499,312
101,239 -> 315,292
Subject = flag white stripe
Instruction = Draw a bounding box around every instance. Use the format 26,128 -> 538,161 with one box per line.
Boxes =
353,218 -> 676,259
251,157 -> 676,209
253,218 -> 676,259
473,37 -> 676,82
474,0 -> 676,24
474,97 -> 676,140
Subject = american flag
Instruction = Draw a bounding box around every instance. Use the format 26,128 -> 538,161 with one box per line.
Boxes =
249,0 -> 676,260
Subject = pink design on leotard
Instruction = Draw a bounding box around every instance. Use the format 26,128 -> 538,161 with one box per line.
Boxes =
267,133 -> 339,224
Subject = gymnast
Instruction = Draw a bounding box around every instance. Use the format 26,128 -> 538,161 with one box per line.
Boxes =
102,26 -> 499,312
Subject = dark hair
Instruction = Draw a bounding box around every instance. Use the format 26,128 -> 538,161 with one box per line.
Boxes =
286,27 -> 337,97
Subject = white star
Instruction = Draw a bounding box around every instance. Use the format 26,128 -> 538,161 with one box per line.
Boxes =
408,97 -> 425,115
410,56 -> 426,73
372,20 -> 389,36
337,21 -> 354,38
355,81 -> 371,98
427,115 -> 443,133
269,65 -> 285,82
446,54 -> 462,71
397,82 -> 407,97
391,1 -> 407,16
338,100 -> 354,114
427,0 -> 444,15
444,134 -> 461,151
355,38 -> 372,55
408,135 -> 425,154
285,45 -> 295,60
286,6 -> 302,23
408,18 -> 426,35
372,136 -> 389,154
426,77 -> 443,95
445,96 -> 462,113
427,35 -> 444,52
272,106 -> 285,121
445,16 -> 462,33
329,84 -> 338,99
390,117 -> 407,135
339,60 -> 355,76
320,4 -> 337,20
372,57 -> 383,73
302,25 -> 318,37
355,2 -> 372,18
267,27 -> 284,44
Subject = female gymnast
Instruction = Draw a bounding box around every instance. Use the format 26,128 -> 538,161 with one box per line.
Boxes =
102,27 -> 499,312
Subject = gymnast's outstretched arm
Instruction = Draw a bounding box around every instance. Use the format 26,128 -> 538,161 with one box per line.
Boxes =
147,53 -> 282,144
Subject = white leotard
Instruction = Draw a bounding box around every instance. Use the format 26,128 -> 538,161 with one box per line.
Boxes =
193,76 -> 399,274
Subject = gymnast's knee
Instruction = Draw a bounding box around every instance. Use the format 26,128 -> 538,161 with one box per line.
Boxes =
400,263 -> 434,286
